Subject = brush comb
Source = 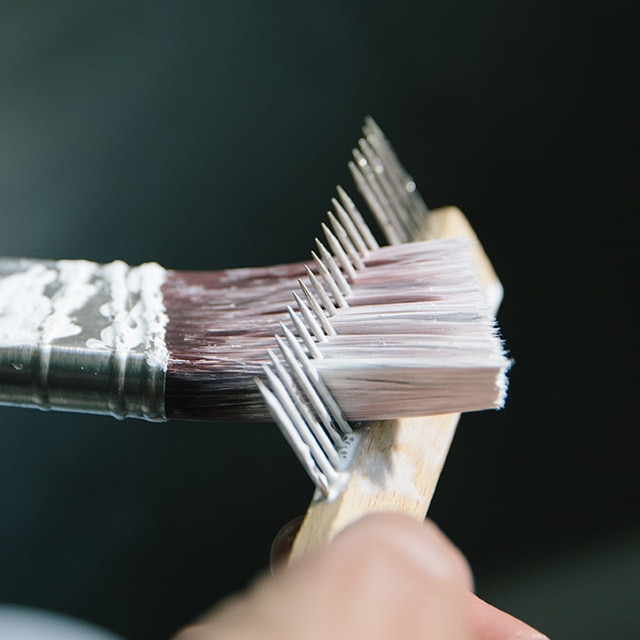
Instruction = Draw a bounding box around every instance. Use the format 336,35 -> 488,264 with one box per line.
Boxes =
256,117 -> 507,559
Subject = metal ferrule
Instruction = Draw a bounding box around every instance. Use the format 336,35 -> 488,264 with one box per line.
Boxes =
0,258 -> 169,421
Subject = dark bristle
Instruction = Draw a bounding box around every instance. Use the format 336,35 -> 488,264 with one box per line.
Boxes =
163,264 -> 310,421
162,236 -> 508,423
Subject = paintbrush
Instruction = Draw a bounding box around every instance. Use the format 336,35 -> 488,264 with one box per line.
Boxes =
0,118 -> 507,431
253,117 -> 509,558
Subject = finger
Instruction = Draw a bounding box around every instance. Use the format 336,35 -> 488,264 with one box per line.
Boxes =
468,593 -> 549,640
331,514 -> 474,593
269,515 -> 304,575
174,513 -> 474,640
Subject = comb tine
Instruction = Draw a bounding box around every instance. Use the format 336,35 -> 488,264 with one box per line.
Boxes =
349,159 -> 403,245
364,131 -> 426,241
291,293 -> 326,343
358,136 -> 420,242
321,222 -> 357,281
362,116 -> 430,234
327,211 -> 365,270
304,265 -> 337,317
331,196 -> 369,257
362,119 -> 411,198
363,128 -> 410,206
287,304 -> 322,357
311,250 -> 347,309
363,116 -> 422,198
299,279 -> 336,336
280,324 -> 352,434
314,239 -> 352,297
336,185 -> 379,251
353,146 -> 408,243
274,334 -> 345,445
266,349 -> 341,465
255,376 -> 332,495
262,365 -> 341,478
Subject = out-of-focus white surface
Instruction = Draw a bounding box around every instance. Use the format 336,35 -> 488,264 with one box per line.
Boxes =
0,605 -> 125,640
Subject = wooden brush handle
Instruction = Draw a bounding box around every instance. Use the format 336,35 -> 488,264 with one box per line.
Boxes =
289,206 -> 502,561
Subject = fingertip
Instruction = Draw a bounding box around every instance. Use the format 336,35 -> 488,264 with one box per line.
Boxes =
468,593 -> 550,640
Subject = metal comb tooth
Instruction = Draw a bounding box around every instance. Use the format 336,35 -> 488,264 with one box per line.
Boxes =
315,196 -> 379,305
349,157 -> 403,245
320,223 -> 357,280
352,116 -> 435,244
261,366 -> 339,473
314,239 -> 352,297
272,335 -> 343,446
331,196 -> 370,257
291,293 -> 326,343
357,136 -> 420,242
311,250 -> 348,309
255,376 -> 344,496
265,349 -> 339,457
362,121 -> 415,206
261,210 -> 376,496
258,294 -> 359,498
259,312 -> 357,499
352,145 -> 410,243
303,266 -> 337,318
298,279 -> 336,336
363,117 -> 422,201
258,236 -> 363,497
362,116 -> 430,237
257,118 -> 433,498
286,304 -> 322,357
279,323 -> 351,433
256,373 -> 356,499
336,185 -> 379,251
257,183 -> 384,498
326,211 -> 365,270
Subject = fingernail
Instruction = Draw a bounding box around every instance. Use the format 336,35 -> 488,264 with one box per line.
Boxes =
269,515 -> 304,575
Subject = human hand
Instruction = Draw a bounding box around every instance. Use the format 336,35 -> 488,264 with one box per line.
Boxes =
172,513 -> 548,640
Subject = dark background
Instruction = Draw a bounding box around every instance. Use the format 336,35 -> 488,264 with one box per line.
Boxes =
0,2 -> 636,639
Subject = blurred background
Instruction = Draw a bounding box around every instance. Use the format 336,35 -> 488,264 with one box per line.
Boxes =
0,1 -> 636,638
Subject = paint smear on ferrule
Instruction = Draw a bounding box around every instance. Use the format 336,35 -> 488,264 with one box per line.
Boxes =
0,258 -> 169,420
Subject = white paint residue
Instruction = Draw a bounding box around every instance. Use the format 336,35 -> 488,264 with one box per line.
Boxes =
137,262 -> 170,368
87,261 -> 131,352
355,449 -> 424,503
0,264 -> 57,345
1,259 -> 168,369
41,260 -> 99,343
85,261 -> 169,368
